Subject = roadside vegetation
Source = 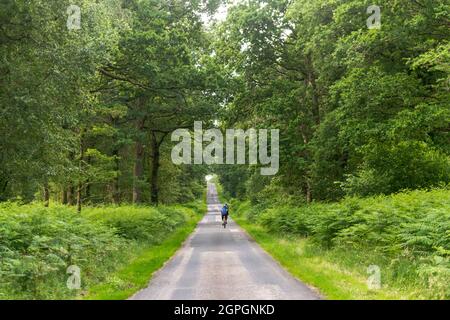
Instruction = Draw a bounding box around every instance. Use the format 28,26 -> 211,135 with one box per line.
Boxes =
1,0 -> 449,301
230,188 -> 450,300
213,0 -> 449,300
1,0 -> 212,300
0,200 -> 205,300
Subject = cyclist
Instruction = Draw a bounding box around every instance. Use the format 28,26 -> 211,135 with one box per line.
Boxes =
220,204 -> 229,227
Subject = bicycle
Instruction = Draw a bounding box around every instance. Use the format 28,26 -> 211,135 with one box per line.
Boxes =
222,214 -> 228,228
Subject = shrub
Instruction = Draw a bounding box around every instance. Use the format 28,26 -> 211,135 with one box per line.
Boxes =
0,202 -> 197,299
83,206 -> 185,243
0,203 -> 125,299
256,188 -> 450,257
237,187 -> 450,298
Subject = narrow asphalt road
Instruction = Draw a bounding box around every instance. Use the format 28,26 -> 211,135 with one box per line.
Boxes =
131,183 -> 320,300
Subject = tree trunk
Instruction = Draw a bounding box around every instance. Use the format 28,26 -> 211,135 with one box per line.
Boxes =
305,54 -> 320,126
85,182 -> 90,202
150,133 -> 160,205
76,183 -> 82,212
43,182 -> 50,207
76,129 -> 85,213
132,116 -> 146,204
67,184 -> 74,205
84,155 -> 91,203
111,148 -> 120,204
1,180 -> 8,193
309,75 -> 320,126
305,180 -> 312,204
0,179 -> 8,200
61,187 -> 68,204
133,141 -> 144,204
299,123 -> 313,203
67,151 -> 75,206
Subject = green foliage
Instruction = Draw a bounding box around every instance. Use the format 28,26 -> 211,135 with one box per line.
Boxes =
341,141 -> 450,196
83,206 -> 185,242
1,0 -> 449,300
0,0 -> 127,201
215,0 -> 450,202
0,201 -> 202,299
235,219 -> 409,299
0,0 -> 216,206
234,188 -> 450,298
0,203 -> 124,299
84,202 -> 204,300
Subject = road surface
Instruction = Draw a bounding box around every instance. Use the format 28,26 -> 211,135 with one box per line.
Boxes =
131,183 -> 321,300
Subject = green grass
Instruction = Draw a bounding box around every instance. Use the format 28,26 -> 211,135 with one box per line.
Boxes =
0,199 -> 205,300
82,210 -> 202,300
235,217 -> 407,300
228,187 -> 450,300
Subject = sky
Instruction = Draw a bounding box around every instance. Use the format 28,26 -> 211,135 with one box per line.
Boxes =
200,1 -> 238,27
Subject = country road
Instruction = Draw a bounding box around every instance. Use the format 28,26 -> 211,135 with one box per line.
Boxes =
131,183 -> 321,300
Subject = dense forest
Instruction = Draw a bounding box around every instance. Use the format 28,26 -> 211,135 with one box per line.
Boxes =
1,0 -> 449,206
215,0 -> 449,203
0,0 -> 449,300
1,0 -> 224,209
213,0 -> 449,300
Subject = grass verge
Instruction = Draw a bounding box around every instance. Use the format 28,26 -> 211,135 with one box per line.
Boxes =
83,210 -> 202,300
227,187 -> 449,300
0,199 -> 205,300
234,217 -> 408,299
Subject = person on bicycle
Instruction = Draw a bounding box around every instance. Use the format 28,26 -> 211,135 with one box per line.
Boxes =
221,204 -> 229,226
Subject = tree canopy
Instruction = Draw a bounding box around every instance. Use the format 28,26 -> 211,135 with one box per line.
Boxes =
0,0 -> 448,207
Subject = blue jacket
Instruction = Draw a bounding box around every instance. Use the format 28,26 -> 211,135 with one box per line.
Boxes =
221,206 -> 229,215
